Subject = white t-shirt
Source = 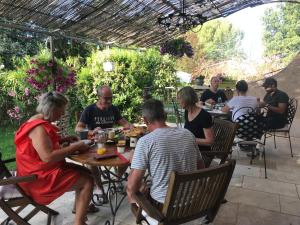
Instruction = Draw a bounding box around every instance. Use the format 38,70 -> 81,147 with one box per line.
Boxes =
227,96 -> 258,121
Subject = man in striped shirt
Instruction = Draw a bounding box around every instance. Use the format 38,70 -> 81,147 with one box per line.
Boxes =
127,99 -> 204,205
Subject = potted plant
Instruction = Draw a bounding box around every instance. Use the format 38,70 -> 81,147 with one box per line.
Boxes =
160,38 -> 194,58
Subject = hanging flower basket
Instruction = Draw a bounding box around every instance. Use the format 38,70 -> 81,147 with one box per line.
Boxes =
27,56 -> 76,93
160,38 -> 194,58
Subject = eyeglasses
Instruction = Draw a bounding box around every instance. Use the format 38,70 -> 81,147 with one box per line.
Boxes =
101,96 -> 113,101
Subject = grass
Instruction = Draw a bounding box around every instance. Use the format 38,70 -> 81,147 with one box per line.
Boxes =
0,125 -> 17,170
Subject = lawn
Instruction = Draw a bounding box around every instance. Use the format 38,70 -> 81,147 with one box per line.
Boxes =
0,125 -> 18,169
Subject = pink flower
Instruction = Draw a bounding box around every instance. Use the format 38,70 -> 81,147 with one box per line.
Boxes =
14,106 -> 20,113
25,88 -> 30,96
8,90 -> 16,97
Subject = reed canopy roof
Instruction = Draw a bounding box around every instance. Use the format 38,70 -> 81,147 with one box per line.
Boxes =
0,0 -> 299,47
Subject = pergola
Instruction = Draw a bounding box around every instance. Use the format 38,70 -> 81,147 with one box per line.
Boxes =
0,0 -> 299,47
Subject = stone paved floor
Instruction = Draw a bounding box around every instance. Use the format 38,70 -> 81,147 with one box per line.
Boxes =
1,136 -> 300,225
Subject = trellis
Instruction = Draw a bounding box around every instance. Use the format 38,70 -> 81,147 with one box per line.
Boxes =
0,0 -> 299,46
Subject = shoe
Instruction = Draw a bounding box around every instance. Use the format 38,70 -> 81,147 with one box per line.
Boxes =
72,203 -> 99,214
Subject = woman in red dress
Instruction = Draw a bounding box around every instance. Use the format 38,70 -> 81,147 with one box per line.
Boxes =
15,91 -> 93,225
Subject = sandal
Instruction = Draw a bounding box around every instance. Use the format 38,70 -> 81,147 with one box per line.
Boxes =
72,203 -> 99,214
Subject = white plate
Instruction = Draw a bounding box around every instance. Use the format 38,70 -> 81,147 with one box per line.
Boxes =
70,139 -> 92,145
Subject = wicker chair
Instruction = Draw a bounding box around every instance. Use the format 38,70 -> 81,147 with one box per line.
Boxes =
201,118 -> 238,167
131,160 -> 236,225
0,153 -> 58,225
264,97 -> 298,157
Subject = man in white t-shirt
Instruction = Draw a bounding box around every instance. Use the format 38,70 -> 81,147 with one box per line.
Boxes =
222,80 -> 258,121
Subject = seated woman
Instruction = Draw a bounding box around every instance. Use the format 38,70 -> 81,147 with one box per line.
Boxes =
222,80 -> 258,122
177,86 -> 214,167
15,91 -> 94,225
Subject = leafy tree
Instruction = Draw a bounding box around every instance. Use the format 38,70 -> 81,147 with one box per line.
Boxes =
76,48 -> 178,121
262,3 -> 300,63
177,19 -> 245,76
0,28 -> 43,70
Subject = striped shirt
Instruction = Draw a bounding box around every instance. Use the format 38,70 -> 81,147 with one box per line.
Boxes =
131,127 -> 201,203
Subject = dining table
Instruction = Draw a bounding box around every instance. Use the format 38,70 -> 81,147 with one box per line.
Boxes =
69,142 -> 133,225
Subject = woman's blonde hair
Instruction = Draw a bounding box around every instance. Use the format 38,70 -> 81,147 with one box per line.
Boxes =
177,86 -> 198,108
36,91 -> 68,120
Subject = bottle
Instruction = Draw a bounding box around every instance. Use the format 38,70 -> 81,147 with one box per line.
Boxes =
217,97 -> 222,104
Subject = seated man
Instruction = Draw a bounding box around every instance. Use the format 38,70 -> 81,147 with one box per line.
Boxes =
127,99 -> 204,210
200,76 -> 227,105
222,80 -> 258,121
259,77 -> 289,129
75,85 -> 132,134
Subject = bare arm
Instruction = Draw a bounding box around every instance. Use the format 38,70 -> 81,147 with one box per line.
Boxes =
117,118 -> 133,129
222,105 -> 231,113
29,125 -> 89,163
206,99 -> 216,105
195,127 -> 214,146
267,103 -> 287,114
75,121 -> 87,133
127,169 -> 146,203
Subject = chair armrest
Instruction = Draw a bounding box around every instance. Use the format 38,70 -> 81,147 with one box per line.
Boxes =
201,151 -> 230,157
133,192 -> 165,222
0,175 -> 37,186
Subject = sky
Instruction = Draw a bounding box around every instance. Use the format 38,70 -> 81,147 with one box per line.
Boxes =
226,3 -> 278,61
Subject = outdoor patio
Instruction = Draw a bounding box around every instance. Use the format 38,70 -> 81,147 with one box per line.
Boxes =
1,122 -> 300,225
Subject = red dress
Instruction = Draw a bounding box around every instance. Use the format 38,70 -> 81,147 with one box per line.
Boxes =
15,119 -> 81,205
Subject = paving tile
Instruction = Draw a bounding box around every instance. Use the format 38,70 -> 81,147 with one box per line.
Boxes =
259,168 -> 300,185
236,203 -> 300,225
280,195 -> 300,217
243,176 -> 298,197
226,186 -> 280,212
233,164 -> 261,178
230,176 -> 243,187
214,202 -> 238,225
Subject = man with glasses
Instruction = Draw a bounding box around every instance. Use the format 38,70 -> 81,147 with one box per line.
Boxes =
259,77 -> 289,129
75,85 -> 132,134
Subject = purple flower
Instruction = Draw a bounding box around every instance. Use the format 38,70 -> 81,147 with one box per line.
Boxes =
25,88 -> 30,96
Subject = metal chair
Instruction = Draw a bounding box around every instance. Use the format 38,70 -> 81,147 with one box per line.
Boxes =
0,153 -> 58,225
234,107 -> 268,178
264,97 -> 298,157
201,118 -> 238,167
171,99 -> 184,127
131,160 -> 236,225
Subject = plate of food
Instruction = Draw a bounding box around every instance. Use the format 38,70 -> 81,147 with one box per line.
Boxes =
106,139 -> 116,145
123,126 -> 146,137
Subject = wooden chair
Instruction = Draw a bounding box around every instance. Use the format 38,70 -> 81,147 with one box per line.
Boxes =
132,160 -> 236,225
201,119 -> 238,167
0,153 -> 58,225
264,97 -> 298,157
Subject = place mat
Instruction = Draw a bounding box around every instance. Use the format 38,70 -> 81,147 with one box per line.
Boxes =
93,152 -> 117,160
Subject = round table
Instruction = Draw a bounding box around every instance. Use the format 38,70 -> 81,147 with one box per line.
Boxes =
69,144 -> 132,225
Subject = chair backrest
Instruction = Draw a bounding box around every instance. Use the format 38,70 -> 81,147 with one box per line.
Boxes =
161,160 -> 236,225
171,98 -> 183,127
286,97 -> 298,125
235,107 -> 267,141
211,119 -> 238,163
